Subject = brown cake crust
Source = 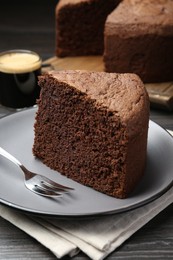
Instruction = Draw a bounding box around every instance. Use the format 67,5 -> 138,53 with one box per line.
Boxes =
33,70 -> 149,198
55,0 -> 121,57
104,0 -> 173,83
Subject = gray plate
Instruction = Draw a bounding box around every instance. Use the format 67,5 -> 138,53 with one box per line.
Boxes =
0,107 -> 172,217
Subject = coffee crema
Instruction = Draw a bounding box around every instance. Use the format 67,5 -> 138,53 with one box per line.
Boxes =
0,51 -> 41,73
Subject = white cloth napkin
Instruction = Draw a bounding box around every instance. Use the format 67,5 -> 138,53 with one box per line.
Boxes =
0,186 -> 172,260
0,129 -> 173,259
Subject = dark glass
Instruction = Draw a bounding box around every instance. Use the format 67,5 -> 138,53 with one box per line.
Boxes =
0,50 -> 42,108
0,69 -> 41,108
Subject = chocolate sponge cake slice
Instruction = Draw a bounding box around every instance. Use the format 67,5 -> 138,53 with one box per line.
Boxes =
33,70 -> 149,198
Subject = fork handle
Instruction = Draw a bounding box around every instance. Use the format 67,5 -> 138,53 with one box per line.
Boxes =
0,147 -> 22,168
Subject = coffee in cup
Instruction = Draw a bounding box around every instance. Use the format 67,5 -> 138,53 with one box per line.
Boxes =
0,49 -> 42,108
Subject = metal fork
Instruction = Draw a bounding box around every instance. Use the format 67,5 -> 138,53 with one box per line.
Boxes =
0,146 -> 74,197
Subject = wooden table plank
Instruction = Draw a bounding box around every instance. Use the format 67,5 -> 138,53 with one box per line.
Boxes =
44,55 -> 104,71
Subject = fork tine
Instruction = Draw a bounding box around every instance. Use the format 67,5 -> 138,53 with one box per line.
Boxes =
41,176 -> 74,191
39,181 -> 69,194
27,183 -> 63,197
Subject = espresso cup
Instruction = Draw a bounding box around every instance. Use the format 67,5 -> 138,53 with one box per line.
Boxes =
0,49 -> 42,108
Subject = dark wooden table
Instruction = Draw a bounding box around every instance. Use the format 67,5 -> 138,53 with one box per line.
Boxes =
0,1 -> 173,259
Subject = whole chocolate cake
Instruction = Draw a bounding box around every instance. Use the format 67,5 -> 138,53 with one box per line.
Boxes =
33,70 -> 149,198
55,0 -> 121,57
104,0 -> 173,83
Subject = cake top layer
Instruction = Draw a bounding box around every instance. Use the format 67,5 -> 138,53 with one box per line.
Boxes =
56,0 -> 106,10
57,0 -> 94,4
106,0 -> 173,36
56,0 -> 119,11
47,70 -> 149,132
56,0 -> 89,9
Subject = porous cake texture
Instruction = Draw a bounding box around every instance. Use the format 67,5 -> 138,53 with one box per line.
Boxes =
55,0 -> 173,83
55,0 -> 121,57
33,70 -> 149,198
104,0 -> 173,83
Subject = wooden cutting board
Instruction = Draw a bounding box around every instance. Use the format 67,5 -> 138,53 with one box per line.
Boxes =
43,56 -> 173,111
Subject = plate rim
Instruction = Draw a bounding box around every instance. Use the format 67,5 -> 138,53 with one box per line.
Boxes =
0,107 -> 173,218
